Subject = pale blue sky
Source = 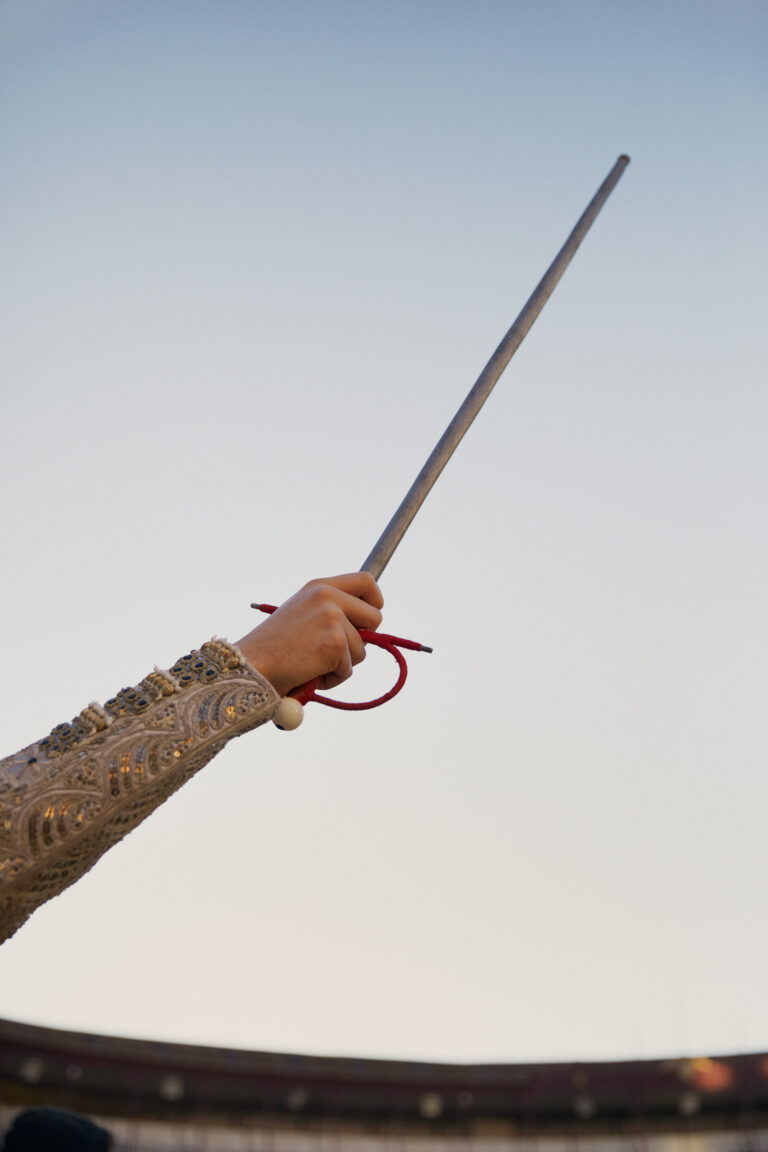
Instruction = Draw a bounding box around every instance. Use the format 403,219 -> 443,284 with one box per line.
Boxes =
1,0 -> 766,1063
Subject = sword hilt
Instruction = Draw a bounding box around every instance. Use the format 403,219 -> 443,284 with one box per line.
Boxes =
250,604 -> 432,730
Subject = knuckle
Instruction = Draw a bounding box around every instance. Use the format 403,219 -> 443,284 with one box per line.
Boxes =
319,620 -> 348,660
303,578 -> 332,600
363,574 -> 384,607
313,585 -> 337,609
301,584 -> 338,617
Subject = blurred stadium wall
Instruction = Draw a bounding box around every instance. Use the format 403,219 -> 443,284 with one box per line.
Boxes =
2,1017 -> 768,1150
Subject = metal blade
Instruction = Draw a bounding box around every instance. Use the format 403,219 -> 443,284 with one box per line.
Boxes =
361,154 -> 630,581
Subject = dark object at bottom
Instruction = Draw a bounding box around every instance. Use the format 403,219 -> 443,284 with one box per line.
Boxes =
3,1107 -> 112,1151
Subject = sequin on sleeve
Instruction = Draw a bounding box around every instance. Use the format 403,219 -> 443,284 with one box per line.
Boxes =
0,640 -> 279,943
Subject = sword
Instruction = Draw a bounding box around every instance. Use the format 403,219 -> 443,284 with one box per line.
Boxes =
257,154 -> 630,728
362,153 -> 630,581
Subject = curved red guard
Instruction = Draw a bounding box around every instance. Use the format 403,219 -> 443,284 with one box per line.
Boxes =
251,605 -> 429,711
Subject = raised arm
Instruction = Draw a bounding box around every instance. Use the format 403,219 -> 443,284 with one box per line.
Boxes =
0,574 -> 383,943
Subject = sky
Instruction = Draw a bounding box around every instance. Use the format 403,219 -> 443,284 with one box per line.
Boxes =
0,0 -> 766,1066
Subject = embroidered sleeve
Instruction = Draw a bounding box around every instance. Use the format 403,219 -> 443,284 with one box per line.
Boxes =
0,639 -> 280,943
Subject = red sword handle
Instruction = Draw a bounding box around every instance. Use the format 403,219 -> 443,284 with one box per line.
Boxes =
250,604 -> 431,714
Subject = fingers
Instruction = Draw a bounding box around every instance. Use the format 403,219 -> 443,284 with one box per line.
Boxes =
312,598 -> 370,690
320,614 -> 367,690
300,576 -> 380,689
303,573 -> 383,633
236,572 -> 384,698
308,572 -> 384,613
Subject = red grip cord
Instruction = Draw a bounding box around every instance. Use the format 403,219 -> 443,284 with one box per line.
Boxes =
251,605 -> 431,711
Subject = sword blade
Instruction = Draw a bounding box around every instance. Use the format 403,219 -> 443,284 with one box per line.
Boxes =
361,154 -> 630,581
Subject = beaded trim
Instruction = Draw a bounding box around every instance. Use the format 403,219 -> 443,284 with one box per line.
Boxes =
40,642 -> 244,760
0,639 -> 278,943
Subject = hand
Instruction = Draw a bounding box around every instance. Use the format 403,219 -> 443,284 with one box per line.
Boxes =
236,573 -> 384,697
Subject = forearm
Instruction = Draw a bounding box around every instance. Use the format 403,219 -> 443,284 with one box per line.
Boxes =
0,639 -> 279,943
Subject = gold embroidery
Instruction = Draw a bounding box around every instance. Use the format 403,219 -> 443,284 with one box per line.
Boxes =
0,640 -> 278,943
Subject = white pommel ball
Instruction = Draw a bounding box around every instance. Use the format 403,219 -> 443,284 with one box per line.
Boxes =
273,697 -> 304,731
